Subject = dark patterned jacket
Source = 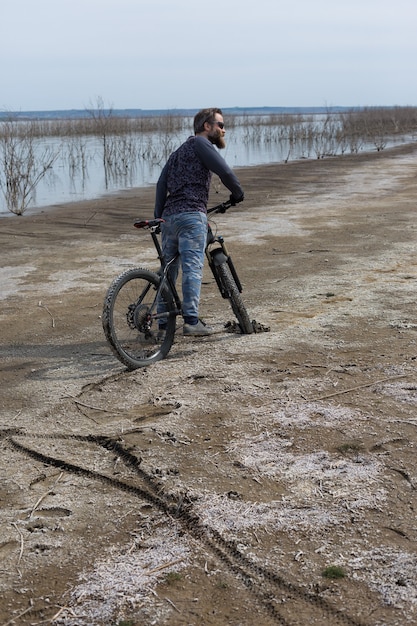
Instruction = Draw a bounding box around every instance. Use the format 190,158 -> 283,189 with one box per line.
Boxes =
154,135 -> 244,218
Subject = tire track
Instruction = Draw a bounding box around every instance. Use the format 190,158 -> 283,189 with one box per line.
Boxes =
3,429 -> 365,626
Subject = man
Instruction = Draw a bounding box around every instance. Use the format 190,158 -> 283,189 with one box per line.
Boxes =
154,107 -> 244,336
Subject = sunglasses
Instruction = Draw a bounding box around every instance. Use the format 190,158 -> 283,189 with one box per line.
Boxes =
213,121 -> 225,129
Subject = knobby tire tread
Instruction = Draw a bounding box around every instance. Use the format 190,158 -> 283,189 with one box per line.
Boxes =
102,267 -> 176,369
216,262 -> 253,334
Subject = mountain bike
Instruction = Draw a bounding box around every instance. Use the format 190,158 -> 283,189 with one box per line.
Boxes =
102,200 -> 253,370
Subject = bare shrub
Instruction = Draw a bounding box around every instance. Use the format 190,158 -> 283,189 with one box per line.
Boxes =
0,117 -> 59,215
2,106 -> 417,214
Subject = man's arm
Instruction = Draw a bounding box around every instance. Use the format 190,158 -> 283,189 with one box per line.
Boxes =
154,162 -> 168,218
194,136 -> 244,202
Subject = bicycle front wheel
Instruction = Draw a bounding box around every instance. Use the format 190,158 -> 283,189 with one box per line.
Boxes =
102,268 -> 177,369
216,262 -> 253,334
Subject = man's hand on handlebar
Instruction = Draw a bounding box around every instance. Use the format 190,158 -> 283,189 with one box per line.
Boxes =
208,196 -> 244,214
229,193 -> 244,206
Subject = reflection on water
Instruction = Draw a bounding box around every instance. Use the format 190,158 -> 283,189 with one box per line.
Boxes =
0,119 -> 410,216
22,133 -> 180,213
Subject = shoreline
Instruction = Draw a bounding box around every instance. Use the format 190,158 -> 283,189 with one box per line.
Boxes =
1,140 -> 416,220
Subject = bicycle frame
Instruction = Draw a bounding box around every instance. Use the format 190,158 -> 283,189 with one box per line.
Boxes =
148,225 -> 182,317
103,199 -> 252,369
132,197 -> 252,331
136,199 -> 243,313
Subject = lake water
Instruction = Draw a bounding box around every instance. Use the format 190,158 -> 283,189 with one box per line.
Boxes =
0,122 -> 411,216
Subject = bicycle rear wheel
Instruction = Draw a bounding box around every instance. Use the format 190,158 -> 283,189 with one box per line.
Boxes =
102,268 -> 177,369
216,262 -> 253,334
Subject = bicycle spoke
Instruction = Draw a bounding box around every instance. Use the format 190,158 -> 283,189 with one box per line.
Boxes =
102,269 -> 176,369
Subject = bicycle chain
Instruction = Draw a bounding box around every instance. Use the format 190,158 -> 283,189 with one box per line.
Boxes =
3,429 -> 365,626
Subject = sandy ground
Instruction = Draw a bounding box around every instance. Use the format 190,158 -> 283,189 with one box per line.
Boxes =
1,143 -> 417,626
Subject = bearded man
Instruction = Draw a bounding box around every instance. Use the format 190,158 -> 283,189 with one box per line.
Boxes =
154,108 -> 244,336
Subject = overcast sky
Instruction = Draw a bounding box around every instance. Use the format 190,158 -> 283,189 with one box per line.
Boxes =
1,0 -> 416,112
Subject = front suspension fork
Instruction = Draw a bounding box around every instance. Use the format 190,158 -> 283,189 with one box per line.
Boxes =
206,236 -> 243,297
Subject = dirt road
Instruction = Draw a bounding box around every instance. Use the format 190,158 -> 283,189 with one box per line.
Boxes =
1,144 -> 417,625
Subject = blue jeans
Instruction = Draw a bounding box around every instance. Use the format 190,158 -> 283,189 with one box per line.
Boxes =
160,211 -> 208,325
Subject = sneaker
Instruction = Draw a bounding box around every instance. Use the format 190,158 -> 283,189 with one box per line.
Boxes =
183,320 -> 215,336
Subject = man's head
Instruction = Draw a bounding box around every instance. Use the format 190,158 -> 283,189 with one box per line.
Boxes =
193,107 -> 226,149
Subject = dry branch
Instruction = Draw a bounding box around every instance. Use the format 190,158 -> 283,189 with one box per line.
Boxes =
145,557 -> 184,576
28,472 -> 63,518
11,522 -> 24,565
38,301 -> 55,328
312,373 -> 409,401
1,601 -> 34,626
65,394 -> 113,413
165,596 -> 181,613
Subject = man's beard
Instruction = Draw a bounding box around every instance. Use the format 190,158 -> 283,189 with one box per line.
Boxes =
209,131 -> 226,149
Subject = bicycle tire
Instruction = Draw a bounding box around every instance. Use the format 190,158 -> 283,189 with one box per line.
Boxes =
102,268 -> 177,369
216,262 -> 253,334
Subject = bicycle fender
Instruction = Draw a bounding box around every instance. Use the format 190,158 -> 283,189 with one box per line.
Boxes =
210,248 -> 228,266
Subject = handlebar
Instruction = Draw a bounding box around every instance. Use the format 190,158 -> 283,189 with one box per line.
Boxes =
207,194 -> 244,214
207,199 -> 233,215
134,218 -> 164,230
134,197 -> 241,230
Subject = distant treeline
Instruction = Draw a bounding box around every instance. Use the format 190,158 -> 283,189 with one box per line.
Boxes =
1,105 -> 367,121
1,105 -> 417,142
